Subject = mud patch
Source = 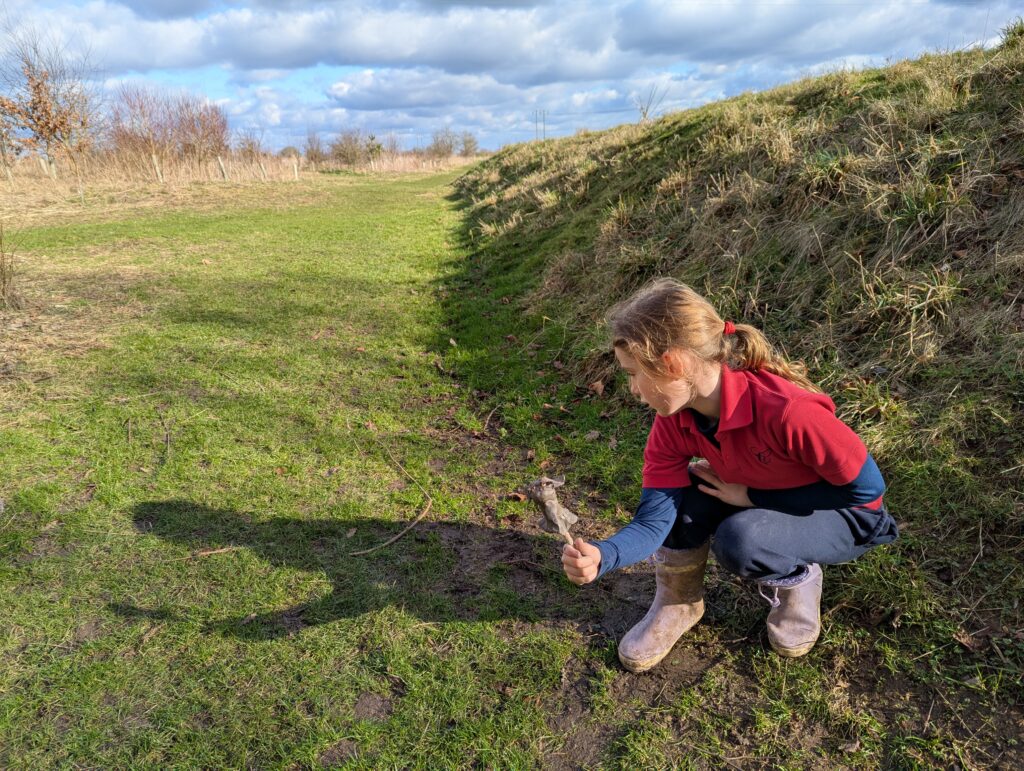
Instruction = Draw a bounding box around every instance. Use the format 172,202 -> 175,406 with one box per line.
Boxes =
354,691 -> 393,722
319,739 -> 358,767
73,619 -> 104,644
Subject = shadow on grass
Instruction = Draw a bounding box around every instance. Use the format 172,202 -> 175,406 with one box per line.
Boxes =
112,499 -> 658,642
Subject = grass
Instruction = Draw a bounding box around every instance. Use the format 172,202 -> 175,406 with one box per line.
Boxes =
3,30 -> 1024,767
0,173 -> 595,767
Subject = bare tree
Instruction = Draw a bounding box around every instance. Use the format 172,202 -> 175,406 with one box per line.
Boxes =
304,130 -> 327,165
459,131 -> 479,157
382,132 -> 401,157
427,127 -> 457,159
632,84 -> 668,124
329,129 -> 365,165
234,127 -> 264,162
108,83 -> 176,161
175,95 -> 228,162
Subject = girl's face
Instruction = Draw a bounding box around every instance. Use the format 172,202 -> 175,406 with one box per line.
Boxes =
614,346 -> 694,417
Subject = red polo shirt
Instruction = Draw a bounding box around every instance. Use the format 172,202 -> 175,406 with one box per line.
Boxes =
642,365 -> 883,509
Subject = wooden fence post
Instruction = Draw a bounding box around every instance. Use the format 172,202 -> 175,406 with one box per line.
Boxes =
258,161 -> 267,181
151,154 -> 164,183
0,137 -> 12,185
293,158 -> 299,181
217,155 -> 229,181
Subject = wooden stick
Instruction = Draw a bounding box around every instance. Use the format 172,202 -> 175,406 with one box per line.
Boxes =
346,418 -> 434,556
350,499 -> 432,557
163,546 -> 240,562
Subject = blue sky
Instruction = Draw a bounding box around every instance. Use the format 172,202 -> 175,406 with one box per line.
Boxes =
4,0 -> 1020,151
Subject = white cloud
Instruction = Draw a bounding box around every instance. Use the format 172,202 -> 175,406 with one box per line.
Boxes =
5,0 -> 1019,150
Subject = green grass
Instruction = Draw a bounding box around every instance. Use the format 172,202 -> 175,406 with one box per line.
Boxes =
3,37 -> 1024,761
0,174 -> 597,767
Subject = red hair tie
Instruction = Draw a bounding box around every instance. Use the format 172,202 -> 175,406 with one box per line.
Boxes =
723,321 -> 736,336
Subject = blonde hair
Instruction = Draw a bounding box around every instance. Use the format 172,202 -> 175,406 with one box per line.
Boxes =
607,278 -> 821,393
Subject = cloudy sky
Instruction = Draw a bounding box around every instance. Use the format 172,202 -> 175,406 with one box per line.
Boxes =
4,0 -> 1020,151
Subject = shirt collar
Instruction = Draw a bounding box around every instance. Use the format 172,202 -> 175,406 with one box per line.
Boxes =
717,364 -> 754,431
671,364 -> 753,433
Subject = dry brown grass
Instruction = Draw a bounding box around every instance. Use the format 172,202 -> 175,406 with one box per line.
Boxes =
454,33 -> 1024,665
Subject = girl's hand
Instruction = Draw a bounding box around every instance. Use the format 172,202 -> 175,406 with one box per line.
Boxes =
562,538 -> 601,585
690,461 -> 754,508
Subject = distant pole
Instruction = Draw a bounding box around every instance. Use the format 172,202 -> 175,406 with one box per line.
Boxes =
534,110 -> 539,141
293,158 -> 299,180
0,137 -> 12,185
542,109 -> 547,140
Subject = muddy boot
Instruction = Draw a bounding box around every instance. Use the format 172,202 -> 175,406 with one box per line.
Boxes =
618,542 -> 709,673
757,563 -> 823,658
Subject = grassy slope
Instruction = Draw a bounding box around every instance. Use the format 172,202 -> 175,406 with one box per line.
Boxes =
446,29 -> 1024,767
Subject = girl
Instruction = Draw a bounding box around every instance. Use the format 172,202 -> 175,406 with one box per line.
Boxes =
561,278 -> 897,670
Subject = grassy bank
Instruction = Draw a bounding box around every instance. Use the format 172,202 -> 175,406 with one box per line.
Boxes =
445,25 -> 1024,768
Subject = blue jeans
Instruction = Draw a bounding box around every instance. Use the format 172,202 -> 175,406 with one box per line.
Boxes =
661,483 -> 898,581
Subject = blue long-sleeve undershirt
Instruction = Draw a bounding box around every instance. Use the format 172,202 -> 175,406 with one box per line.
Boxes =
747,453 -> 885,512
593,454 -> 885,579
594,487 -> 678,578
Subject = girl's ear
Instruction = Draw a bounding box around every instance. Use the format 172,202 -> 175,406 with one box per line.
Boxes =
660,348 -> 690,377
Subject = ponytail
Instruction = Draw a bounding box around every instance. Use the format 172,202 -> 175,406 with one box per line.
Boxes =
608,278 -> 821,393
725,323 -> 821,393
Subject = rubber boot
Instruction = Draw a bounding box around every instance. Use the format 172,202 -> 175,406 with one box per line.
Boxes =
757,563 -> 823,658
617,542 -> 709,673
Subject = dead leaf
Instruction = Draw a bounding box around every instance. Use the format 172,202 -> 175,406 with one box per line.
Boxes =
41,520 -> 62,532
201,259 -> 211,265
365,421 -> 377,431
449,338 -> 457,347
500,296 -> 510,304
274,467 -> 285,476
505,492 -> 527,502
526,449 -> 536,460
608,437 -> 618,449
505,334 -> 518,343
355,346 -> 365,353
954,627 -> 986,653
552,360 -> 565,370
325,467 -> 340,477
539,459 -> 551,470
345,528 -> 356,538
584,430 -> 600,441
553,433 -> 566,443
241,613 -> 258,624
588,380 -> 605,396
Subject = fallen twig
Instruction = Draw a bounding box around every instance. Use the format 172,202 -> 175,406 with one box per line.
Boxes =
163,546 -> 240,562
350,499 -> 433,557
346,417 -> 435,556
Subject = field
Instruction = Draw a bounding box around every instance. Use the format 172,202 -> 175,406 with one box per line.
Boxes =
1,164 -> 1021,768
